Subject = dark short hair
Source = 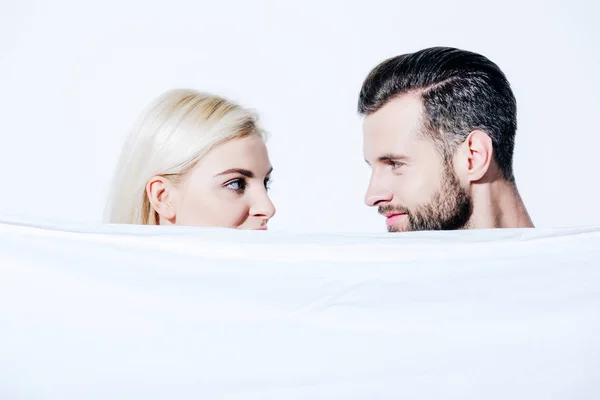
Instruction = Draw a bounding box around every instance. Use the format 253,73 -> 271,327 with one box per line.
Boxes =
358,46 -> 517,183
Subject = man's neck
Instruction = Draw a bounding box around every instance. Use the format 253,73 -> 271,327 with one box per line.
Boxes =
468,178 -> 534,229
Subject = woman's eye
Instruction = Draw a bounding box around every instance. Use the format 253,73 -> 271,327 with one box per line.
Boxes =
226,179 -> 246,192
264,177 -> 272,191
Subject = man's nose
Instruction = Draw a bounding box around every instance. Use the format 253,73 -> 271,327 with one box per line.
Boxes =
364,175 -> 393,207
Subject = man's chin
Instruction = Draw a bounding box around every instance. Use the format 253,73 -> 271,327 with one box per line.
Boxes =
387,224 -> 411,233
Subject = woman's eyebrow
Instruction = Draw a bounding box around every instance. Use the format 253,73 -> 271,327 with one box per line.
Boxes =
214,168 -> 254,178
215,166 -> 273,178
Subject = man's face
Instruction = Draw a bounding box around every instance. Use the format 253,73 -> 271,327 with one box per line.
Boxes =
363,94 -> 472,232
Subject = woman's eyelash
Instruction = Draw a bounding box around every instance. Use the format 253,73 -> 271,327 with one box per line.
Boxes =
225,178 -> 246,192
225,176 -> 272,193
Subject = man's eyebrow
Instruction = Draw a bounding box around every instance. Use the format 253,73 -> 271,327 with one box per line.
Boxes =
378,153 -> 408,162
365,153 -> 409,165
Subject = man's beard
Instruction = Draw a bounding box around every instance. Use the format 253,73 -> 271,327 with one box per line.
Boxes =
379,163 -> 473,232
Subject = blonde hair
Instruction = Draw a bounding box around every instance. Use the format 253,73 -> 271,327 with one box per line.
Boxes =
104,89 -> 267,225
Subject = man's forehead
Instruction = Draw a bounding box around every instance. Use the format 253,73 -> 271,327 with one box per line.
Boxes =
363,94 -> 424,156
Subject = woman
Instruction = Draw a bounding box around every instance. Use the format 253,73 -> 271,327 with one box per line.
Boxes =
104,89 -> 276,230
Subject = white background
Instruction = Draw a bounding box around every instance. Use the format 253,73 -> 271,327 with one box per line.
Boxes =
0,0 -> 598,233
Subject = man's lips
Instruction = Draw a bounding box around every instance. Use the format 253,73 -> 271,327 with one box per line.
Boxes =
385,213 -> 406,227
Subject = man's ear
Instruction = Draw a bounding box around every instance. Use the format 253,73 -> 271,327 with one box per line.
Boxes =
146,175 -> 177,223
460,129 -> 493,182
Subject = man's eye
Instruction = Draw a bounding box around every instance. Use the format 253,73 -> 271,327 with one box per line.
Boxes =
390,161 -> 404,169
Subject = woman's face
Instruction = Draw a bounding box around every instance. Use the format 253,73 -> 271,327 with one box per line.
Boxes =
148,134 -> 276,230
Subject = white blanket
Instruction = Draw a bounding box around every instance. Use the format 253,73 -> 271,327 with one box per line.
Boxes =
1,218 -> 599,399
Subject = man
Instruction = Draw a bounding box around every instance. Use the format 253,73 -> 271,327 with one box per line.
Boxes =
359,46 -> 534,232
